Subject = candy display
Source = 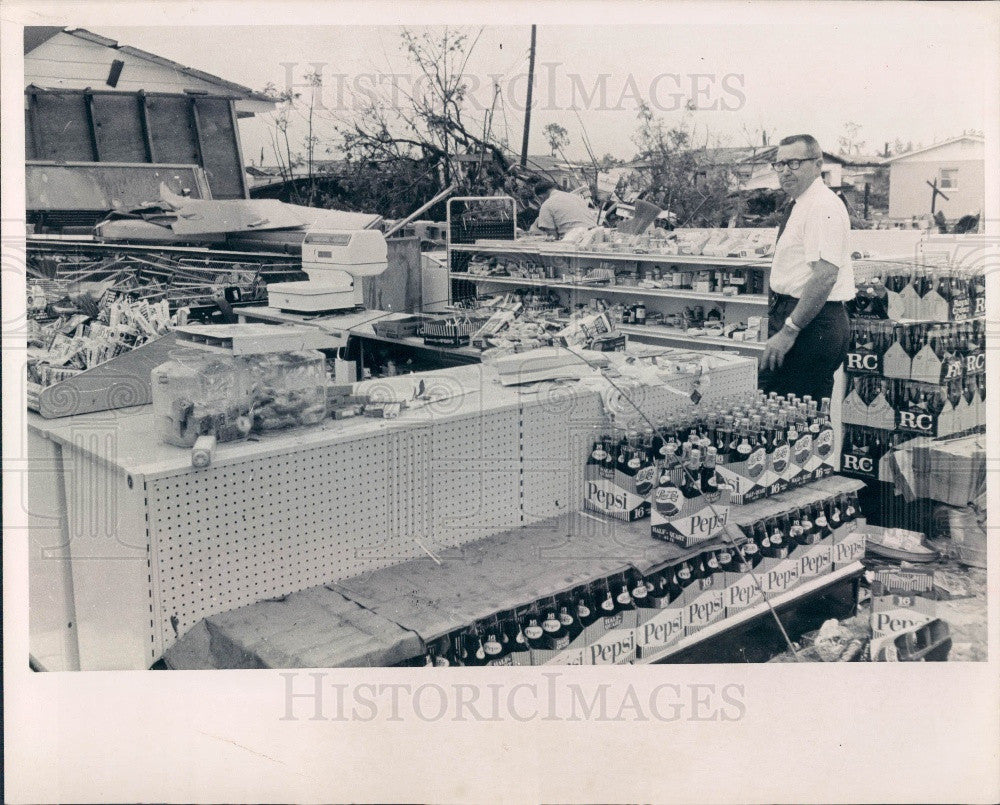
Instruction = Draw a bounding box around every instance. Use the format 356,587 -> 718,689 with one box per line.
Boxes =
151,350 -> 252,447
245,351 -> 328,431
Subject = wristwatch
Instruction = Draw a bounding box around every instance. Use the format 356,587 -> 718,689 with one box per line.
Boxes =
783,317 -> 802,334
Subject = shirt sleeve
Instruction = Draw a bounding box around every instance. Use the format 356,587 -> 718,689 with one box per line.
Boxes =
802,199 -> 848,268
535,201 -> 557,232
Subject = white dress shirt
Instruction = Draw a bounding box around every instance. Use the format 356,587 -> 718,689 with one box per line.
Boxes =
770,177 -> 855,301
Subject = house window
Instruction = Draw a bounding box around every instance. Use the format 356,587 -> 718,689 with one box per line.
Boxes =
939,168 -> 958,189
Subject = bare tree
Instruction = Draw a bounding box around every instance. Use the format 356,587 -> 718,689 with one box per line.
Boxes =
838,121 -> 867,156
543,123 -> 569,157
623,103 -> 742,227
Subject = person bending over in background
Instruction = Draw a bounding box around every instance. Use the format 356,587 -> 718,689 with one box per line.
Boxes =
529,178 -> 599,239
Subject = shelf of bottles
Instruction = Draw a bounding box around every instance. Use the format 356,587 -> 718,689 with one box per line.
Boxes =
406,490 -> 865,667
840,261 -> 986,482
585,389 -> 838,521
448,229 -> 775,357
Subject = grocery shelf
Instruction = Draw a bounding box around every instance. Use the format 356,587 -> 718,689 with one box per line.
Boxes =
449,241 -> 771,268
637,561 -> 864,665
616,323 -> 766,352
451,272 -> 769,306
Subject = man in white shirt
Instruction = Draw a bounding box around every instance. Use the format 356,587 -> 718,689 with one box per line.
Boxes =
759,134 -> 854,402
529,178 -> 598,238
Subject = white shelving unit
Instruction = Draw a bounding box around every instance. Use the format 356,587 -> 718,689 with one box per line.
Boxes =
448,235 -> 774,357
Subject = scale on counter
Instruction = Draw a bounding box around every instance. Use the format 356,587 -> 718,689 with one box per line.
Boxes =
267,227 -> 389,312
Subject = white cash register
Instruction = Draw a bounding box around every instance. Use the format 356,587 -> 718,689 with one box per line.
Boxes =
267,227 -> 389,312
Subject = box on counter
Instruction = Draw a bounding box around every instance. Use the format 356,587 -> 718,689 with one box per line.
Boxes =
651,482 -> 731,547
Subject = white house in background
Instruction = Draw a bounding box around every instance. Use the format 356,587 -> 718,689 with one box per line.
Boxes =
886,135 -> 985,221
734,147 -> 847,191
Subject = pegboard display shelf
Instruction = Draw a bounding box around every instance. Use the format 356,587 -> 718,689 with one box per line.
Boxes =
28,349 -> 758,670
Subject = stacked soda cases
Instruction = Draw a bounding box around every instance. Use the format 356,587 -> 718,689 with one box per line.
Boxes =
583,390 -> 838,544
842,264 -> 985,480
410,492 -> 865,666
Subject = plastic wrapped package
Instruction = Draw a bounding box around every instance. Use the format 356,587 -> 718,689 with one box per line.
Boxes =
244,349 -> 327,432
151,349 -> 252,447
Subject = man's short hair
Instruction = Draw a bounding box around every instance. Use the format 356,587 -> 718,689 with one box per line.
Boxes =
778,134 -> 823,158
532,178 -> 556,195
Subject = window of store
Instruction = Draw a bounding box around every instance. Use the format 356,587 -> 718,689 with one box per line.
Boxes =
939,168 -> 959,189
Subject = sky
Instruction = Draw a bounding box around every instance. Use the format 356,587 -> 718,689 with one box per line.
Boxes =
80,11 -> 996,170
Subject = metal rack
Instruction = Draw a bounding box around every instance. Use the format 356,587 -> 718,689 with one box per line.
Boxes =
446,212 -> 774,356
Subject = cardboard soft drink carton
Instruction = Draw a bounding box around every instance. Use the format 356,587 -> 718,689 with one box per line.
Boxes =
909,341 -> 965,386
651,484 -> 731,547
813,425 -> 837,479
582,591 -> 639,665
894,383 -> 957,438
525,610 -> 589,666
633,596 -> 686,660
766,440 -> 791,496
583,442 -> 653,521
753,548 -> 802,600
720,540 -> 767,617
787,428 -> 815,488
832,520 -> 867,569
678,571 -> 726,638
716,442 -> 769,504
869,593 -> 938,661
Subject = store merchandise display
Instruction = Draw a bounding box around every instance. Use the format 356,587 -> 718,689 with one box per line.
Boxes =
398,489 -> 865,667
585,390 -> 837,537
27,295 -> 172,388
848,264 -> 984,322
451,215 -> 774,359
477,226 -> 776,259
467,253 -> 767,296
456,288 -> 765,354
840,263 -> 985,482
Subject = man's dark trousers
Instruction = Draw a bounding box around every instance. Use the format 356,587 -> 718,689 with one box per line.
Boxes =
758,292 -> 850,401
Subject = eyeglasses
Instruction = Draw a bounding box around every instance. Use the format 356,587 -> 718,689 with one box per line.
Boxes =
771,158 -> 820,173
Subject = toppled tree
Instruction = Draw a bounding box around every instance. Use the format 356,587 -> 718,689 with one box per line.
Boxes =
621,103 -> 743,227
331,27 -> 520,218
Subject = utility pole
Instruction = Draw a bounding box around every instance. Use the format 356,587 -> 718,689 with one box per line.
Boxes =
520,25 -> 537,167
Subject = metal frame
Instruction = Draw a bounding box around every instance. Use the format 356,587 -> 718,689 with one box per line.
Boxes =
446,195 -> 517,306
